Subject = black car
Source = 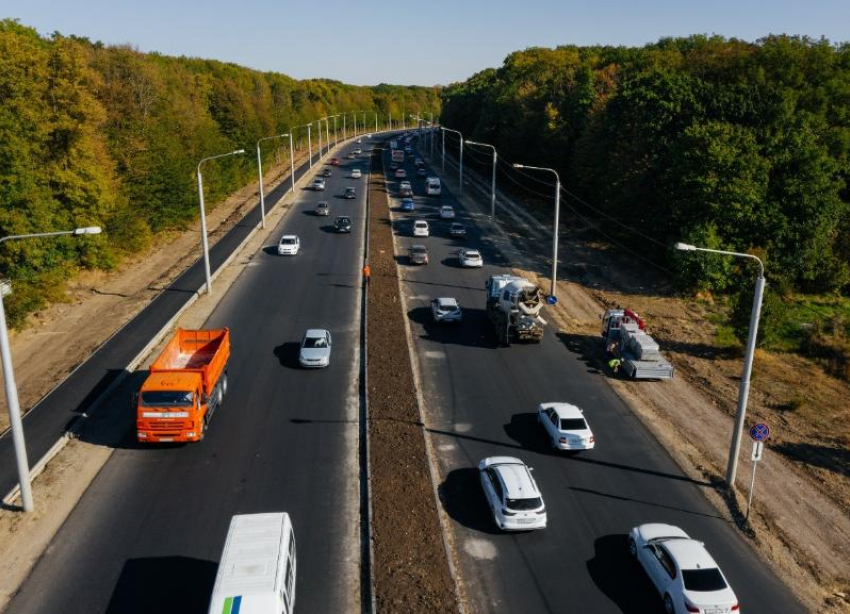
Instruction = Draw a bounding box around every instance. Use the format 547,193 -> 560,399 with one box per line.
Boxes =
343,187 -> 356,199
334,216 -> 352,233
322,168 -> 333,177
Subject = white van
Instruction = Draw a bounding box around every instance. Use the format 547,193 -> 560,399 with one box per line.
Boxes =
425,177 -> 441,196
208,513 -> 297,614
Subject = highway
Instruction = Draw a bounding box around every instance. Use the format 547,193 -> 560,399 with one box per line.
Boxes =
0,147 -> 328,499
5,142 -> 372,614
388,139 -> 807,614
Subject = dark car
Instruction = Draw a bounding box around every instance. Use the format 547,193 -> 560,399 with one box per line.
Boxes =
322,168 -> 333,177
450,222 -> 467,238
343,187 -> 356,199
417,167 -> 427,177
334,216 -> 352,233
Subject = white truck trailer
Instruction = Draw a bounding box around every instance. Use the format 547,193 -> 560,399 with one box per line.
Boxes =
601,308 -> 674,380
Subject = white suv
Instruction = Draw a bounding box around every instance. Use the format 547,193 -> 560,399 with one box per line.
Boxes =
478,456 -> 546,531
413,219 -> 429,237
277,235 -> 300,256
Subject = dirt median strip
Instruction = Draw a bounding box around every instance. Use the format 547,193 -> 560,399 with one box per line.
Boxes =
366,146 -> 459,614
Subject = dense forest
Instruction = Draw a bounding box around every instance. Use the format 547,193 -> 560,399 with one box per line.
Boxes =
0,19 -> 440,327
440,36 -> 850,306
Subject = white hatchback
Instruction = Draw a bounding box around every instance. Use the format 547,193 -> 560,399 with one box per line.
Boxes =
431,297 -> 462,323
630,524 -> 740,614
277,235 -> 300,256
478,456 -> 547,531
537,402 -> 595,451
413,219 -> 429,237
439,205 -> 455,219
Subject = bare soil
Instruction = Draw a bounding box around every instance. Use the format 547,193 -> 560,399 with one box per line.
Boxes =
441,160 -> 850,613
0,149 -> 312,434
366,148 -> 459,613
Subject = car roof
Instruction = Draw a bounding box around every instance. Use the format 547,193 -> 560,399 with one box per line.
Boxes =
538,402 -> 584,419
304,328 -> 328,338
637,523 -> 691,542
441,205 -> 454,209
462,249 -> 481,256
280,234 -> 298,240
663,539 -> 718,570
490,461 -> 539,500
410,244 -> 427,250
436,297 -> 458,307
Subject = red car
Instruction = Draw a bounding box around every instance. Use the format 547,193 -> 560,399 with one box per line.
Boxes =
329,157 -> 340,166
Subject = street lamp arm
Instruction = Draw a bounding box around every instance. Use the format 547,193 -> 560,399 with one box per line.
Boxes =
1,228 -> 103,244
675,243 -> 764,277
198,149 -> 245,173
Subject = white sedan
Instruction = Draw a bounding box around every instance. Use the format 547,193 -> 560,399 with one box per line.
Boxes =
458,248 -> 483,268
351,168 -> 362,178
537,402 -> 595,451
277,235 -> 300,256
299,329 -> 332,368
439,205 -> 455,219
395,168 -> 407,178
630,524 -> 740,614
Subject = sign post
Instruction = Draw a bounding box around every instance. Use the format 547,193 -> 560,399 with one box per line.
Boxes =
746,423 -> 770,520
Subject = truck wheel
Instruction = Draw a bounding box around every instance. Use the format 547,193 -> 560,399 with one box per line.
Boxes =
221,372 -> 228,397
216,383 -> 224,406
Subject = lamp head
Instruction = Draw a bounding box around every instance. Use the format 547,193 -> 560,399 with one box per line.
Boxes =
233,149 -> 245,155
675,242 -> 697,251
74,226 -> 103,236
513,163 -> 524,169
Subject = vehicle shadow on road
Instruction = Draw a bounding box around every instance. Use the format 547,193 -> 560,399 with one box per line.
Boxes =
503,412 -> 553,455
586,534 -> 662,614
104,556 -> 217,614
407,306 -> 497,348
438,467 -> 502,535
273,342 -> 303,369
555,331 -> 605,375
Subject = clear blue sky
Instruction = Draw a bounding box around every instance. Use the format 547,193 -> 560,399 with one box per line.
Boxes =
2,0 -> 848,86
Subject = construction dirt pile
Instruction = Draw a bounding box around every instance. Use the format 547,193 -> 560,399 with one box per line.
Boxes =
366,149 -> 459,614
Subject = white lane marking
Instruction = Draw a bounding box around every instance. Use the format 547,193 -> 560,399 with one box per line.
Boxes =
464,538 -> 497,561
438,443 -> 456,452
453,423 -> 472,433
425,350 -> 446,360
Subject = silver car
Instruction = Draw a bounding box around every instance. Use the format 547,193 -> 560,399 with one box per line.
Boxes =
299,329 -> 332,368
431,297 -> 462,323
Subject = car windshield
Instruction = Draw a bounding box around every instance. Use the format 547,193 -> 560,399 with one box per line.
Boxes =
682,568 -> 727,592
438,302 -> 457,312
560,418 -> 588,431
506,497 -> 543,511
412,248 -> 426,254
304,337 -> 328,349
280,238 -> 296,245
465,252 -> 481,259
141,391 -> 193,406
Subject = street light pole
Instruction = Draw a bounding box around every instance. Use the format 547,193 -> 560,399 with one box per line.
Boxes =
429,112 -> 434,160
284,132 -> 296,195
332,115 -> 338,146
317,119 -> 324,159
256,134 -> 288,229
675,243 -> 766,488
441,127 -> 464,195
467,141 -> 497,221
1,227 -> 102,513
343,113 -> 347,141
513,164 -> 561,297
375,111 -> 378,134
324,118 -> 330,154
197,149 -> 245,293
441,128 -> 446,173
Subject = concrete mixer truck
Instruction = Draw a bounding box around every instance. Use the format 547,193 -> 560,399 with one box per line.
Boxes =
485,274 -> 545,346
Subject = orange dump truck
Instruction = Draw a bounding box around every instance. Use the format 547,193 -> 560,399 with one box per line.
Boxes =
136,328 -> 230,443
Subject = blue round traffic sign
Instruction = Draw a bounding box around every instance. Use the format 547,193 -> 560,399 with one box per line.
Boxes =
749,423 -> 770,442
546,295 -> 558,305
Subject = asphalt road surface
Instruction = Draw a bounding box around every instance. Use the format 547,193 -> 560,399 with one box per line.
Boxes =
5,140 -> 373,614
389,138 -> 806,614
0,147 -> 331,498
